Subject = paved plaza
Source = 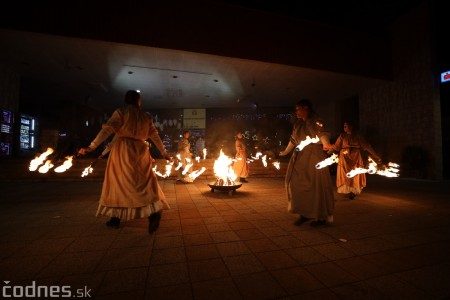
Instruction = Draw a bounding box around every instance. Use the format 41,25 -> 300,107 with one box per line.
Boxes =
0,175 -> 449,299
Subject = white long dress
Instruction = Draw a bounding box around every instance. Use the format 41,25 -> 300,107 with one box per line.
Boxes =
88,105 -> 170,221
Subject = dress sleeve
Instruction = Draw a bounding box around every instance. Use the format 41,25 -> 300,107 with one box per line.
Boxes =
330,135 -> 343,152
88,109 -> 121,150
358,134 -> 381,160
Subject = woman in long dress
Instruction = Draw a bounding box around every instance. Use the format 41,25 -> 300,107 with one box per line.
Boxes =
233,132 -> 249,182
176,130 -> 192,183
279,99 -> 334,227
326,121 -> 381,199
78,90 -> 171,233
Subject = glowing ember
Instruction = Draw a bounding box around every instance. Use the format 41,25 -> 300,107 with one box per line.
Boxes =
182,158 -> 193,175
54,156 -> 74,173
273,161 -> 280,170
316,153 -> 339,169
296,135 -> 320,151
29,148 -> 54,171
261,155 -> 267,167
188,167 -> 206,180
38,160 -> 54,173
213,149 -> 237,186
251,152 -> 263,160
153,162 -> 173,178
81,165 -> 94,177
203,148 -> 207,160
174,162 -> 183,171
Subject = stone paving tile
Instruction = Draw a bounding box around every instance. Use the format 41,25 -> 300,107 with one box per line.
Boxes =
188,258 -> 230,282
365,274 -> 436,300
145,283 -> 193,300
255,250 -> 299,270
1,177 -> 450,299
191,277 -> 241,300
96,267 -> 147,295
270,266 -> 325,295
305,261 -> 359,287
185,244 -> 221,261
233,271 -> 287,299
146,262 -> 190,288
244,238 -> 279,253
215,241 -> 252,257
222,254 -> 266,276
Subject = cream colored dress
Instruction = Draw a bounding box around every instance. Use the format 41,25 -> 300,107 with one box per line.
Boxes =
329,132 -> 380,195
233,138 -> 249,179
285,118 -> 334,220
88,105 -> 170,221
177,137 -> 192,181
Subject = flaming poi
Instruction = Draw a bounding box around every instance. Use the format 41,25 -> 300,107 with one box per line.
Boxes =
316,153 -> 339,169
346,157 -> 400,178
296,135 -> 320,151
54,155 -> 74,173
38,160 -> 54,173
81,159 -> 101,177
29,147 -> 54,171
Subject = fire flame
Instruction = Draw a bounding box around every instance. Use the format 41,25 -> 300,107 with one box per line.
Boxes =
273,161 -> 280,170
346,157 -> 400,178
182,158 -> 193,175
203,148 -> 207,160
213,149 -> 237,186
81,165 -> 93,177
188,167 -> 206,180
195,156 -> 200,163
296,135 -> 320,151
38,160 -> 54,173
54,156 -> 74,173
261,155 -> 267,167
153,162 -> 173,178
316,153 -> 339,169
251,152 -> 263,160
29,148 -> 54,171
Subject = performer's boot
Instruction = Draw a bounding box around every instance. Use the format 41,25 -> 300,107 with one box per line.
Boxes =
148,212 -> 162,233
106,217 -> 120,228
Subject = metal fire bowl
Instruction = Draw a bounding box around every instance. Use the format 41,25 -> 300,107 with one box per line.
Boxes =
208,182 -> 243,196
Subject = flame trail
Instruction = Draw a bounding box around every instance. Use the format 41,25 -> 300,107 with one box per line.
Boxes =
38,160 -> 54,173
296,135 -> 320,151
316,153 -> 339,169
54,156 -> 74,173
261,155 -> 267,167
29,148 -> 54,171
346,157 -> 400,178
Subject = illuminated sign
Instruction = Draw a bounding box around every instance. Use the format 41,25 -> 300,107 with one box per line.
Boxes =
441,71 -> 450,83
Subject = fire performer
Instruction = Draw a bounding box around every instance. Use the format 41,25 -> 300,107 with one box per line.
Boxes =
279,99 -> 334,227
324,121 -> 382,200
77,90 -> 171,233
176,130 -> 192,183
232,132 -> 249,182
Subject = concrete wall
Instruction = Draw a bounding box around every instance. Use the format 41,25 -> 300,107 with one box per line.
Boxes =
358,2 -> 442,179
0,66 -> 20,112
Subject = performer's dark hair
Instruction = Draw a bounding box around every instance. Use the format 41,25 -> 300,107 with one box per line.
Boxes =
124,90 -> 141,105
296,99 -> 316,116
